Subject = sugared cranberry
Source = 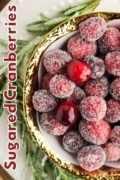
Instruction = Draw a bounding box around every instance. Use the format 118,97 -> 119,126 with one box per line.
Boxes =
110,78 -> 120,101
84,77 -> 109,98
41,73 -> 53,90
98,27 -> 120,54
79,17 -> 107,42
39,113 -> 69,135
67,33 -> 97,59
103,143 -> 120,161
105,99 -> 120,123
105,51 -> 120,76
110,126 -> 120,146
79,119 -> 111,145
56,101 -> 78,126
77,145 -> 106,171
62,131 -> 85,154
67,59 -> 91,85
43,49 -> 72,74
84,55 -> 105,79
32,89 -> 57,112
49,74 -> 75,98
79,96 -> 107,121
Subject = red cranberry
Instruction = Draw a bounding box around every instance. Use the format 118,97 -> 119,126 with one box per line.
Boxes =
56,101 -> 78,126
67,59 -> 91,85
110,126 -> 120,146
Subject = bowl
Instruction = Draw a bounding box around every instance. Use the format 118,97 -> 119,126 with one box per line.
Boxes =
23,12 -> 120,179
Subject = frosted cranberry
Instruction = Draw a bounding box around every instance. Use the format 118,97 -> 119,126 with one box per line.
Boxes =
79,17 -> 107,42
41,73 -> 53,90
77,145 -> 106,171
110,126 -> 120,145
103,143 -> 120,161
39,113 -> 69,135
49,74 -> 75,98
84,55 -> 105,79
79,119 -> 111,145
32,89 -> 57,112
67,33 -> 97,59
84,77 -> 109,98
67,59 -> 91,85
43,49 -> 72,74
56,101 -> 78,126
62,131 -> 85,154
79,96 -> 107,121
98,27 -> 120,54
105,99 -> 120,123
110,78 -> 120,101
105,51 -> 120,76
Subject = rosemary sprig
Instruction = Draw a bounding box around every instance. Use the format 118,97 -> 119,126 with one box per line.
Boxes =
0,0 -> 101,179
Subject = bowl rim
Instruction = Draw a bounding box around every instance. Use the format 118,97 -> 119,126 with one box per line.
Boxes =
23,12 -> 120,179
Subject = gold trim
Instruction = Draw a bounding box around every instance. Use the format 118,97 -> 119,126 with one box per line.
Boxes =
23,12 -> 120,179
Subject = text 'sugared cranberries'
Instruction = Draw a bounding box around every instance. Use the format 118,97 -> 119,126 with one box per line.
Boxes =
77,145 -> 106,171
105,51 -> 120,76
41,73 -> 53,90
56,101 -> 78,126
79,17 -> 107,42
43,49 -> 72,74
110,78 -> 120,101
98,27 -> 120,54
32,90 -> 57,112
79,96 -> 107,121
49,74 -> 75,98
103,143 -> 120,161
67,59 -> 91,85
79,119 -> 111,145
105,99 -> 120,123
84,55 -> 105,79
84,77 -> 109,98
62,131 -> 85,154
67,34 -> 97,59
39,113 -> 69,135
110,126 -> 120,146
67,86 -> 86,104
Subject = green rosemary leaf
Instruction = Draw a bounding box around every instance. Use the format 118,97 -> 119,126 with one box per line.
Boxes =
44,16 -> 69,26
0,39 -> 7,46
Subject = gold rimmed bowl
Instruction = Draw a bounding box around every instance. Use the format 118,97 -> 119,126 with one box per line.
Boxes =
23,12 -> 120,179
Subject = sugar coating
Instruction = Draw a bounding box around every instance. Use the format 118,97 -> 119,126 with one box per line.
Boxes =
79,119 -> 111,145
49,74 -> 76,98
67,33 -> 97,59
39,113 -> 69,135
41,73 -> 53,90
79,17 -> 107,42
105,99 -> 120,123
77,145 -> 106,171
105,51 -> 120,76
79,96 -> 107,121
67,86 -> 86,104
98,27 -> 120,54
103,143 -> 120,161
84,77 -> 109,98
110,78 -> 120,101
110,126 -> 120,146
62,131 -> 85,154
43,49 -> 72,74
84,55 -> 105,79
32,89 -> 57,112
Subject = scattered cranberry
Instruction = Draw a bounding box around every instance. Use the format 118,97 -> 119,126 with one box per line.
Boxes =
32,89 -> 57,112
79,96 -> 107,121
79,17 -> 107,42
67,33 -> 97,59
41,73 -> 53,90
67,59 -> 91,85
110,126 -> 120,146
110,78 -> 120,101
77,145 -> 106,171
79,119 -> 111,145
56,101 -> 78,126
62,131 -> 85,154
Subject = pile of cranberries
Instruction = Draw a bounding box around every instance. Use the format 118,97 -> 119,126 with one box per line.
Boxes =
32,16 -> 120,171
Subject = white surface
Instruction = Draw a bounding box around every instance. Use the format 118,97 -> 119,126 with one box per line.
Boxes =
0,0 -> 120,180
